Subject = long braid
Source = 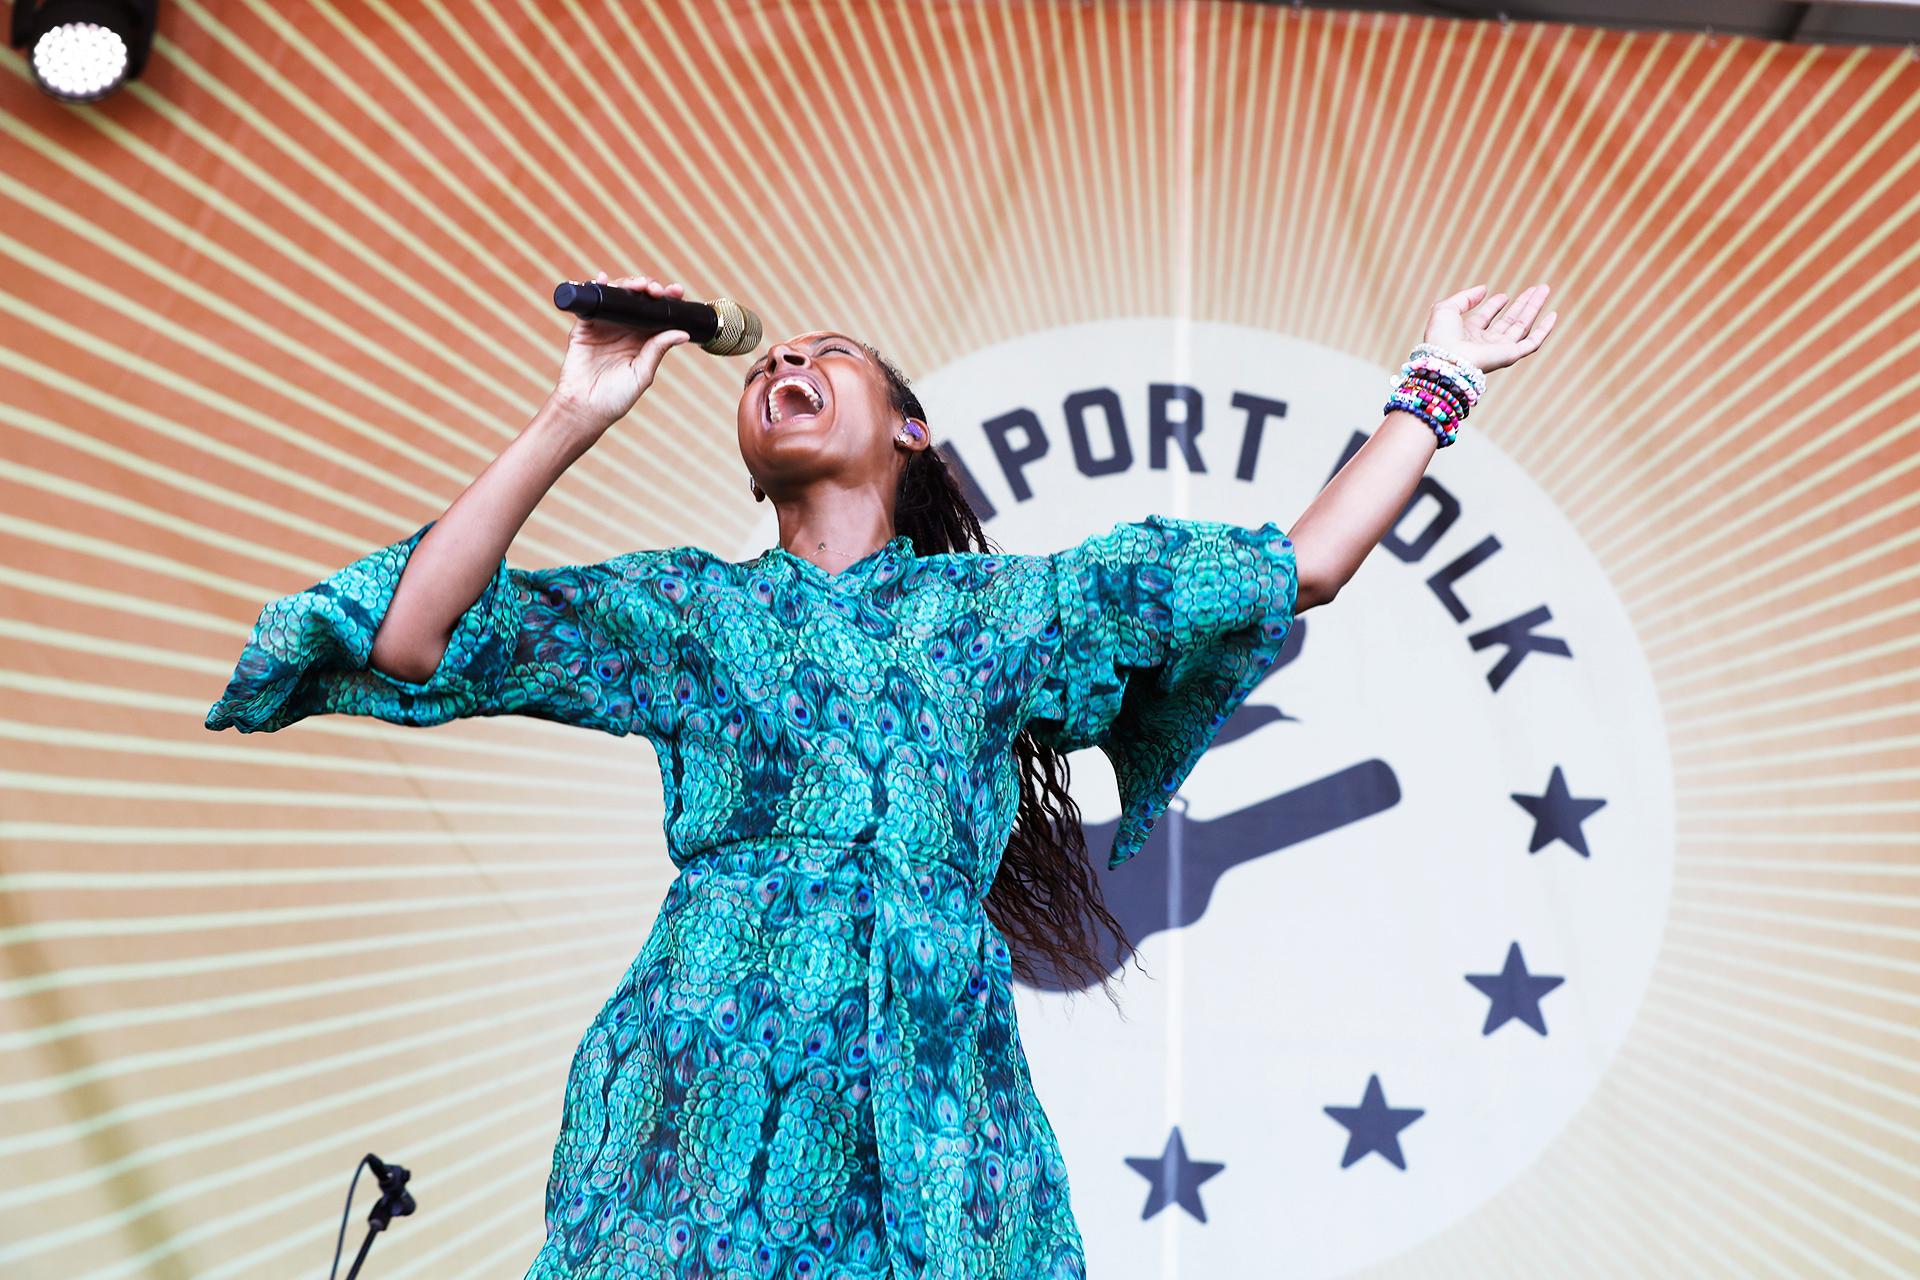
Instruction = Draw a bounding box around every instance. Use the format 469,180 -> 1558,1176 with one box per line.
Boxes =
863,343 -> 1136,1010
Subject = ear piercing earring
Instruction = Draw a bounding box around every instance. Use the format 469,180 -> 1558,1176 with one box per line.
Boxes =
749,474 -> 765,501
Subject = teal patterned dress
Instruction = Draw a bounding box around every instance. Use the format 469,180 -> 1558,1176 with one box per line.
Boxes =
205,513 -> 1298,1279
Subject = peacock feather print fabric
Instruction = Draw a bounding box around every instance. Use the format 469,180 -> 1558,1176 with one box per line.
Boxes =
205,513 -> 1298,1279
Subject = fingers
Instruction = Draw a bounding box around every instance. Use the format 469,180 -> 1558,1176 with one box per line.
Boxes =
1512,285 -> 1543,333
599,272 -> 689,298
1449,281 -> 1553,349
1523,310 -> 1559,351
642,329 -> 693,358
1478,284 -> 1544,334
1498,284 -> 1550,337
1433,284 -> 1487,314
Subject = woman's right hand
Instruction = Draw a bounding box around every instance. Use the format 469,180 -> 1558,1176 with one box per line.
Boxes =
550,271 -> 694,432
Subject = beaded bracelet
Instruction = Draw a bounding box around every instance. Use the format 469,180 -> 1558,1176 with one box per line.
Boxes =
1406,371 -> 1470,424
1387,379 -> 1464,446
1408,343 -> 1486,403
1384,344 -> 1485,448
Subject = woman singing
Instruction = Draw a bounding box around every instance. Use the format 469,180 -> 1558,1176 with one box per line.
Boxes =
205,270 -> 1555,1278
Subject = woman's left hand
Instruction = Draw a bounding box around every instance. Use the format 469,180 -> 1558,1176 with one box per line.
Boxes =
1423,283 -> 1559,373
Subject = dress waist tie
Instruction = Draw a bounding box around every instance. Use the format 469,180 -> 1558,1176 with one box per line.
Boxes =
685,836 -> 1004,1278
864,861 -> 1002,1280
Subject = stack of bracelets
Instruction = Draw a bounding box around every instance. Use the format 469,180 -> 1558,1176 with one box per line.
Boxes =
1384,342 -> 1487,447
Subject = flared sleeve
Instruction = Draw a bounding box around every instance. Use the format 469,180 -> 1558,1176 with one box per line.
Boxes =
204,519 -> 685,738
1024,513 -> 1299,869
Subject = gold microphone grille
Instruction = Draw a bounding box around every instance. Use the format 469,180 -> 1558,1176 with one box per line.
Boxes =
704,298 -> 763,356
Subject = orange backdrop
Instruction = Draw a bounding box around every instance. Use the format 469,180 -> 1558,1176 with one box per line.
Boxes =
2,1 -> 1917,1276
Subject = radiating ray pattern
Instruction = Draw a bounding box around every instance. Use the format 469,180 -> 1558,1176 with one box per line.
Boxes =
1,2 -> 1917,1275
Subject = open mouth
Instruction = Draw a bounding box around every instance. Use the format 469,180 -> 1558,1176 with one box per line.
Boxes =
764,372 -> 827,430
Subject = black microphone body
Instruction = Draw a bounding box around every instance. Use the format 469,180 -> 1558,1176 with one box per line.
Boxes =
553,282 -> 762,356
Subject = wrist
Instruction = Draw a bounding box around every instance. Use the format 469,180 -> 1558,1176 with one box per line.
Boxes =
536,392 -> 610,444
1385,344 -> 1481,448
1384,407 -> 1444,450
525,396 -> 610,472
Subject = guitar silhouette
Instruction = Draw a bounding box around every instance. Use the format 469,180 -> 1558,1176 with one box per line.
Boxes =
1025,615 -> 1405,992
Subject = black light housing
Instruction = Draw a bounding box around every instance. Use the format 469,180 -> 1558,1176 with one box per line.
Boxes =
10,0 -> 158,103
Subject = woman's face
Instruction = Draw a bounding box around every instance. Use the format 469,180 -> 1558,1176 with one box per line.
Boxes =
735,331 -> 925,500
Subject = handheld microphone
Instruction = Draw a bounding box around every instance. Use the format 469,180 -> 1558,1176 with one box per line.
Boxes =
553,281 -> 763,356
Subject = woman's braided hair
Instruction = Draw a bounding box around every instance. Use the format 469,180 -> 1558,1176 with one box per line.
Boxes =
863,341 -> 1135,1009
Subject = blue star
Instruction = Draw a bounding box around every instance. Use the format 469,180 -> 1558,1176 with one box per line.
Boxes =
1466,941 -> 1565,1035
1511,764 -> 1607,857
1324,1075 -> 1423,1171
1124,1125 -> 1225,1222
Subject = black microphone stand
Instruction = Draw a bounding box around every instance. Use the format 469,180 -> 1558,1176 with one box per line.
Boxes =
331,1153 -> 416,1280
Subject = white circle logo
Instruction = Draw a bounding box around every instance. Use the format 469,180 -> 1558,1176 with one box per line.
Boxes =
918,320 -> 1675,1277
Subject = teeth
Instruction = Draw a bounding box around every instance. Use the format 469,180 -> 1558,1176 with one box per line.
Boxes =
766,374 -> 824,424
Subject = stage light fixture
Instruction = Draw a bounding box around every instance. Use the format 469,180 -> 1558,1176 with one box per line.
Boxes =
9,0 -> 157,103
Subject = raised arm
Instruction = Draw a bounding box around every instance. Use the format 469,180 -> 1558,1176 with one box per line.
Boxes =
370,397 -> 602,682
372,270 -> 693,682
1288,282 -> 1559,613
205,271 -> 704,736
